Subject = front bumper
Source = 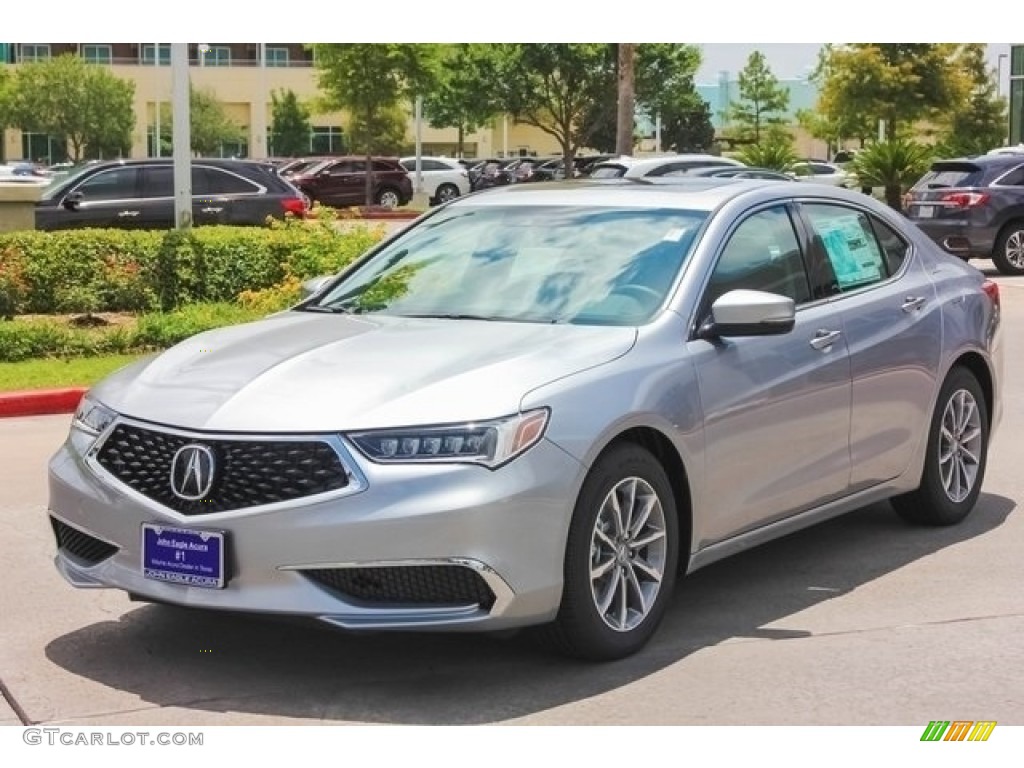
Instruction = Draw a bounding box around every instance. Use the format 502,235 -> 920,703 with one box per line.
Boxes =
48,421 -> 585,632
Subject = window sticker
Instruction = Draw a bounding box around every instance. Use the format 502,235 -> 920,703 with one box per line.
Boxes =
816,214 -> 883,289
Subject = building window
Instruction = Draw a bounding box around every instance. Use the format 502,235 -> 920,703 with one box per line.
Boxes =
21,132 -> 67,165
141,44 -> 171,65
218,139 -> 249,158
310,126 -> 344,154
266,47 -> 289,67
203,46 -> 231,66
82,44 -> 112,64
20,44 -> 50,62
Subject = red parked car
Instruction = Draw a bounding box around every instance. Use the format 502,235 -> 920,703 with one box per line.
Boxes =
288,156 -> 413,208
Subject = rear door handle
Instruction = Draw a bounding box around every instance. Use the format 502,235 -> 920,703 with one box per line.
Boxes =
117,210 -> 140,217
809,329 -> 842,351
201,207 -> 223,213
901,296 -> 927,313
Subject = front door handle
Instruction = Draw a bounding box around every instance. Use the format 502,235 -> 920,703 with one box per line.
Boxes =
117,210 -> 140,217
901,295 -> 927,313
809,329 -> 842,351
201,207 -> 223,213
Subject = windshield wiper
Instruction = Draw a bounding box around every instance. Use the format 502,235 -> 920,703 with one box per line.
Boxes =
301,304 -> 355,314
397,312 -> 497,321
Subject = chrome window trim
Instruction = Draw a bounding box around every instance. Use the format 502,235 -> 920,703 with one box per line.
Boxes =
82,416 -> 369,521
62,164 -> 267,206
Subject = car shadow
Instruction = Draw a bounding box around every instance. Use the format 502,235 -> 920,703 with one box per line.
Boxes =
45,493 -> 1015,724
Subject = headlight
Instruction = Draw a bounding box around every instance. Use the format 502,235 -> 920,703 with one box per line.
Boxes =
72,395 -> 118,436
348,409 -> 549,468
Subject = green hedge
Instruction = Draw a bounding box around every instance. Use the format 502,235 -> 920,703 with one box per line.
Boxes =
0,221 -> 384,317
0,303 -> 266,362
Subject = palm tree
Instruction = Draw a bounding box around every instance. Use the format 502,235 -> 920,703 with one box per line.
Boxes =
851,139 -> 932,211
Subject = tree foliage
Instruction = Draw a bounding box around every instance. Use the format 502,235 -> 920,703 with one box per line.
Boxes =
815,44 -> 965,141
159,86 -> 243,157
728,51 -> 790,144
312,43 -> 438,203
425,45 -> 499,157
935,44 -> 1007,157
734,132 -> 799,172
2,54 -> 134,161
270,89 -> 312,157
347,104 -> 408,156
850,138 -> 933,210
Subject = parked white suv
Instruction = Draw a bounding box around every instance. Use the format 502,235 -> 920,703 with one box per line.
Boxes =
399,157 -> 471,205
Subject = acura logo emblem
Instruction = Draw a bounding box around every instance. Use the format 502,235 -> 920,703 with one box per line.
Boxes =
170,444 -> 216,500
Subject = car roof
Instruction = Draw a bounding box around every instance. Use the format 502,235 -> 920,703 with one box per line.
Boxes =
451,177 -> 861,212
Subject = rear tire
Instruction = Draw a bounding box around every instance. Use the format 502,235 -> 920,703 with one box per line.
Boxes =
991,222 -> 1024,276
435,183 -> 460,204
540,444 -> 679,661
375,188 -> 401,209
892,367 -> 989,526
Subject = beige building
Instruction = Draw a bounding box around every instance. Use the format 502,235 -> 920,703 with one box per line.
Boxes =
0,43 -> 565,163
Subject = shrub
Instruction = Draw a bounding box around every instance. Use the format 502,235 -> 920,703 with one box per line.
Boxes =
735,133 -> 800,172
0,224 -> 385,316
131,303 -> 264,349
850,139 -> 933,211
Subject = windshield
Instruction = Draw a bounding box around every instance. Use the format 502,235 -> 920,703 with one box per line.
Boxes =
309,205 -> 707,325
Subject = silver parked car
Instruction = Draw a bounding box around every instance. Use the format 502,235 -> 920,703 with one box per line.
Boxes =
49,179 -> 1003,660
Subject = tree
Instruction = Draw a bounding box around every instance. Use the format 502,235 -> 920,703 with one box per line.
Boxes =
734,132 -> 799,172
728,51 -> 790,144
816,44 -> 964,141
616,44 -> 636,156
2,54 -> 134,162
312,44 -> 439,205
347,104 -> 407,157
270,89 -> 312,157
426,45 -> 499,158
492,44 -> 612,170
850,139 -> 933,211
159,86 -> 243,157
936,44 -> 1007,157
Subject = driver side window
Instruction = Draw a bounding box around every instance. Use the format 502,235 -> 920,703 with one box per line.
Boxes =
705,206 -> 811,308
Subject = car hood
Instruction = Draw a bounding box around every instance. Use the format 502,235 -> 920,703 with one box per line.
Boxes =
92,312 -> 637,432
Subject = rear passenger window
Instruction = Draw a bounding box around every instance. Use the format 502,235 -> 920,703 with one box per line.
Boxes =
869,217 -> 910,276
995,165 -> 1024,186
201,168 -> 260,195
802,205 -> 887,292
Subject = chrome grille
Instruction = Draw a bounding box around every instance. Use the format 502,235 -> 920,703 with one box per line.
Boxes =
94,423 -> 350,515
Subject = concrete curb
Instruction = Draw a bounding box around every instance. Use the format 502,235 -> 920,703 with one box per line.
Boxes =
0,387 -> 86,418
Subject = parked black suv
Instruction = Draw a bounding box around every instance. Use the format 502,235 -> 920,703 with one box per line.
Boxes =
35,159 -> 308,231
905,154 -> 1024,275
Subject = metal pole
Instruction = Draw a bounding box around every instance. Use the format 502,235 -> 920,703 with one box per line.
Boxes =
655,113 -> 662,153
171,43 -> 192,230
257,42 -> 267,158
502,115 -> 508,158
414,95 -> 423,194
153,43 -> 161,157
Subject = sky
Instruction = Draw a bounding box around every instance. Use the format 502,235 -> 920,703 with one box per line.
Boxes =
696,43 -> 1014,92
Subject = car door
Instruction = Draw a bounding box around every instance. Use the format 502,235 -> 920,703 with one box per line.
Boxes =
58,166 -> 142,229
316,160 -> 364,206
136,165 -> 175,229
686,204 -> 853,546
193,166 -> 264,225
795,202 -> 942,490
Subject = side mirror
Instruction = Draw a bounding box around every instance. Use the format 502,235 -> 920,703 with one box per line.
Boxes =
301,275 -> 333,300
699,289 -> 796,339
63,191 -> 84,210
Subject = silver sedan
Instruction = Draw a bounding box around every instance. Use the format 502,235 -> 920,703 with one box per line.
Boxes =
48,179 -> 1003,660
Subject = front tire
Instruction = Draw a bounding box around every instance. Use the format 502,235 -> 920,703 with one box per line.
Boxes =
992,222 -> 1024,276
892,367 -> 989,526
542,444 -> 679,661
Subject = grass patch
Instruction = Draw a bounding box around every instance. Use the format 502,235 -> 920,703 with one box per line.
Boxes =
0,353 -> 148,391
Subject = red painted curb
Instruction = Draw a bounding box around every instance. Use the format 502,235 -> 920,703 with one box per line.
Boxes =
0,387 -> 87,418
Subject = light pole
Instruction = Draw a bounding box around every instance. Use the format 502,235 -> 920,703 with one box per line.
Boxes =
171,43 -> 192,230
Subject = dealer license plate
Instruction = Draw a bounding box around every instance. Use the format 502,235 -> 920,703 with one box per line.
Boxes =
142,524 -> 225,589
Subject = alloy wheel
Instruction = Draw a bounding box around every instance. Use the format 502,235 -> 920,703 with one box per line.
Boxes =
1005,230 -> 1024,269
938,388 -> 983,503
588,477 -> 667,632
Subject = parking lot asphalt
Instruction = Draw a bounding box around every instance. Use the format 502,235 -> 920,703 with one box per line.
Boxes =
1,263 -> 1022,726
